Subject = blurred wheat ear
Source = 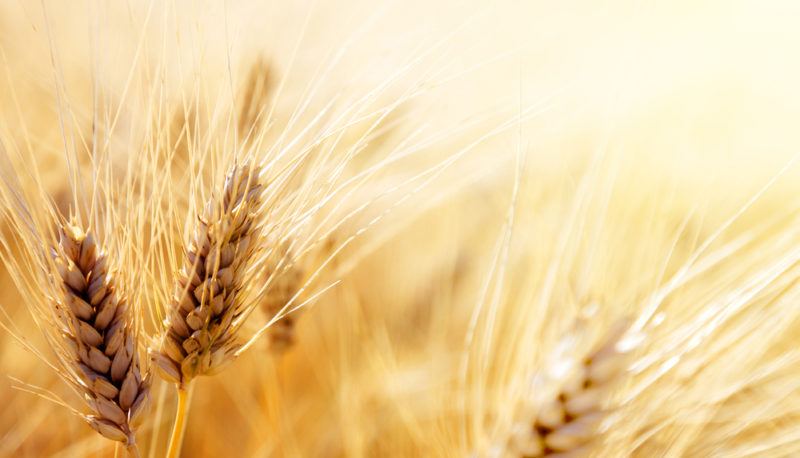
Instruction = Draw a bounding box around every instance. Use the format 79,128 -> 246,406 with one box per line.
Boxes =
506,319 -> 636,458
151,163 -> 264,457
261,244 -> 305,353
53,222 -> 150,457
237,56 -> 272,143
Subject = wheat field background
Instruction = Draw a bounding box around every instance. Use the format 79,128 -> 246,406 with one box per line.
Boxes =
1,1 -> 800,457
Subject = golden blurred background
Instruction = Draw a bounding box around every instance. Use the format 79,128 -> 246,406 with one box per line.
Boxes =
1,1 -> 800,456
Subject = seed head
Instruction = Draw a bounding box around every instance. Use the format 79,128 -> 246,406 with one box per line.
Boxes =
53,223 -> 150,446
153,164 -> 264,385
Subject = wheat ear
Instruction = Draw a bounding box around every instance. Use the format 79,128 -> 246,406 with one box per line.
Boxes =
152,163 -> 263,457
261,247 -> 304,352
507,321 -> 635,457
53,223 -> 150,456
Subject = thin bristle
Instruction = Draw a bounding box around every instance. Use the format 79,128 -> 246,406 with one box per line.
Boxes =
52,222 -> 150,448
153,164 -> 264,385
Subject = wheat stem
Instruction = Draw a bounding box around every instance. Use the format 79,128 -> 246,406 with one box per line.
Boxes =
127,443 -> 141,458
167,383 -> 192,458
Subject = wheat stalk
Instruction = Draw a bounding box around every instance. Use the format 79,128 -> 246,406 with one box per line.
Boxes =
52,222 -> 150,456
505,320 -> 636,457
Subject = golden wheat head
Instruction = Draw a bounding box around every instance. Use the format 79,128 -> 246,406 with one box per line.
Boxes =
153,163 -> 264,386
505,320 -> 636,457
52,222 -> 150,451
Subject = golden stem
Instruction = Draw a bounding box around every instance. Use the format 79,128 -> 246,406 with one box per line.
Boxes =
166,383 -> 193,458
127,443 -> 141,458
148,381 -> 169,458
